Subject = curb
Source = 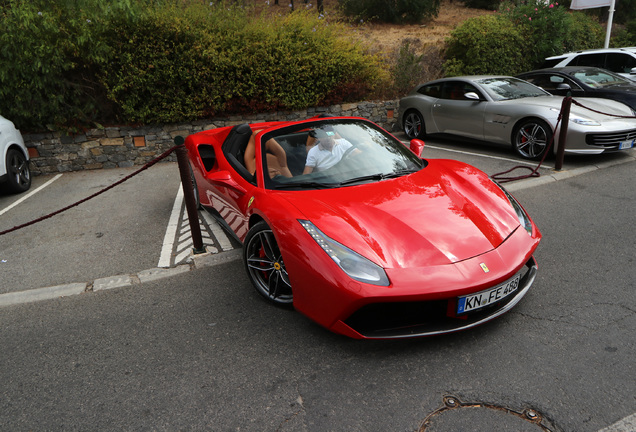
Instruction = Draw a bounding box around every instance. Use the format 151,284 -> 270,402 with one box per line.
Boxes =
0,249 -> 242,308
503,152 -> 636,193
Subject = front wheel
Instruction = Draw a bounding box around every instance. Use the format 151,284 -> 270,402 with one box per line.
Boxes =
513,119 -> 552,160
243,221 -> 293,305
4,148 -> 31,193
403,110 -> 426,139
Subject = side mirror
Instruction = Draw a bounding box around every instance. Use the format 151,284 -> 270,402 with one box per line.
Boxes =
464,92 -> 481,101
630,67 -> 636,75
208,170 -> 232,182
207,170 -> 247,193
409,139 -> 425,157
556,83 -> 571,90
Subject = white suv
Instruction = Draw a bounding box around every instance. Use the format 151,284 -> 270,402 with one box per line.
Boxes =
542,48 -> 636,81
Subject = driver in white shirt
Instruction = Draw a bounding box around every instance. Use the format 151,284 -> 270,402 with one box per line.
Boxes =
303,128 -> 353,174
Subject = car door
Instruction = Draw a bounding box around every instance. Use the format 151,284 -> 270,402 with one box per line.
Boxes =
431,81 -> 487,140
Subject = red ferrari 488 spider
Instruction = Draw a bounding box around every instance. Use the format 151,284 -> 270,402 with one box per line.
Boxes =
185,116 -> 541,339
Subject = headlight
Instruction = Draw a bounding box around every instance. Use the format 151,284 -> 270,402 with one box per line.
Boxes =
299,220 -> 390,286
570,116 -> 600,126
493,183 -> 534,236
550,108 -> 601,126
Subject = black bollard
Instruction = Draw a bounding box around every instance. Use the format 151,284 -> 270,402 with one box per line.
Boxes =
175,136 -> 205,254
555,96 -> 571,171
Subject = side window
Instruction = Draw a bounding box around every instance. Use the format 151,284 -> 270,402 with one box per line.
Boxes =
417,83 -> 442,98
574,53 -> 606,68
198,144 -> 217,171
523,74 -> 552,90
441,82 -> 482,100
605,53 -> 636,73
560,76 -> 583,91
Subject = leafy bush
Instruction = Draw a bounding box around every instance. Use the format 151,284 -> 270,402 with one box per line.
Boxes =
98,4 -> 385,124
443,1 -> 605,77
443,15 -> 527,76
498,0 -> 603,67
217,10 -> 386,113
337,0 -> 441,24
498,0 -> 570,67
611,20 -> 636,47
384,39 -> 443,96
0,0 -> 386,130
97,4 -> 227,124
0,0 -> 110,130
562,11 -> 604,51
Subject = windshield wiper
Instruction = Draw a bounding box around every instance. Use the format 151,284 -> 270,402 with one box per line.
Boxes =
338,169 -> 417,186
273,181 -> 339,189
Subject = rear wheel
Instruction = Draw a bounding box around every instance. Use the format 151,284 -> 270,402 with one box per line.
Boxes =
4,148 -> 31,193
513,119 -> 552,160
403,110 -> 426,139
243,221 -> 293,305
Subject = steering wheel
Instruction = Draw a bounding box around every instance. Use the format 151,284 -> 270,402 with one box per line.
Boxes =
340,144 -> 359,161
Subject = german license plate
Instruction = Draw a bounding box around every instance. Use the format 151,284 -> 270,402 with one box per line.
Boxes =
619,140 -> 634,150
457,275 -> 521,314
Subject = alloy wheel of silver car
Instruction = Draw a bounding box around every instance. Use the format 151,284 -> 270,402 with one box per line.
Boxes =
5,148 -> 31,193
403,110 -> 426,139
513,119 -> 552,160
244,221 -> 293,305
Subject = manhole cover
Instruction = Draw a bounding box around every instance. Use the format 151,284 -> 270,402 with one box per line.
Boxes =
420,395 -> 557,432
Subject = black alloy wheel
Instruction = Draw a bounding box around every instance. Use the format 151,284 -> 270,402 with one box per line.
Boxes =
5,148 -> 31,193
403,110 -> 426,139
243,221 -> 293,305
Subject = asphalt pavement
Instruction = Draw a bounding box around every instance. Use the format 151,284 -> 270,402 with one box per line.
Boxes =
1,137 -> 635,431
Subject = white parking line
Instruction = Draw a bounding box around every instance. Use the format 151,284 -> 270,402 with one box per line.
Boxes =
158,185 -> 183,268
201,210 -> 234,252
0,173 -> 63,217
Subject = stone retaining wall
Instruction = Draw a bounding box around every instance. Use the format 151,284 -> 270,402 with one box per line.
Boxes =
23,100 -> 399,175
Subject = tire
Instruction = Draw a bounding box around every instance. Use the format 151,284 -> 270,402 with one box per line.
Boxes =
243,221 -> 293,305
403,110 -> 426,139
512,119 -> 552,160
4,148 -> 31,193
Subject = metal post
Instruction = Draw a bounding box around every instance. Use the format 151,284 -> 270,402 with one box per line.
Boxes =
555,97 -> 571,171
175,136 -> 205,254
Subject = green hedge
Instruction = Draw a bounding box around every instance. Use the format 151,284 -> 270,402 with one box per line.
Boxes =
443,1 -> 605,76
0,1 -> 385,130
0,0 -> 109,130
443,15 -> 527,76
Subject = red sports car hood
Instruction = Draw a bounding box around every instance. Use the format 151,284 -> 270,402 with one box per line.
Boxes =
282,160 -> 522,269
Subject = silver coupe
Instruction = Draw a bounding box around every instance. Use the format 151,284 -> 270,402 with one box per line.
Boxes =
398,76 -> 636,159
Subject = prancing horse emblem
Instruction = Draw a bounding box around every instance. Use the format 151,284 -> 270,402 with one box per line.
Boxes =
480,263 -> 490,273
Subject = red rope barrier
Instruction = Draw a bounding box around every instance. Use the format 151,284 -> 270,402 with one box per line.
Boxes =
0,145 -> 180,237
491,96 -> 635,184
491,116 -> 561,184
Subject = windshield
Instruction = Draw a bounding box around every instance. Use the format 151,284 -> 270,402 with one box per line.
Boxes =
570,68 -> 631,88
477,77 -> 550,101
260,119 -> 424,190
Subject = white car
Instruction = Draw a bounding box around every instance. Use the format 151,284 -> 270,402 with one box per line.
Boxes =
0,115 -> 31,193
542,48 -> 636,82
